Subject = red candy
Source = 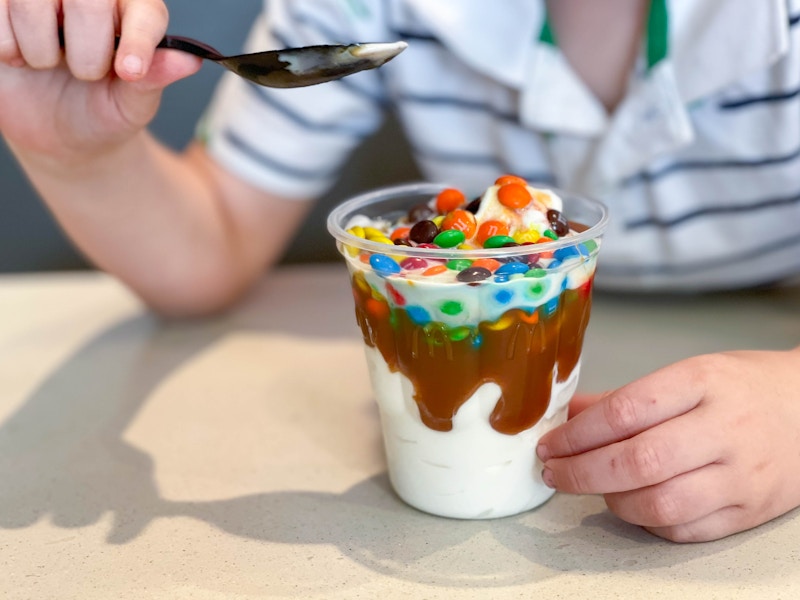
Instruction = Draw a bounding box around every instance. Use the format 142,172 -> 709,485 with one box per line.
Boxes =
400,257 -> 428,270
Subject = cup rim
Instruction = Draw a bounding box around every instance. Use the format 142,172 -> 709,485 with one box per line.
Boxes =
327,182 -> 610,260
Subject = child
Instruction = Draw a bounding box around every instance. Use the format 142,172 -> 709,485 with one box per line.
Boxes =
1,0 -> 799,542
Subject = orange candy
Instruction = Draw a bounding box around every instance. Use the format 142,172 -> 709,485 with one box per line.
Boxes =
435,188 -> 466,213
476,220 -> 510,246
440,209 -> 477,239
495,174 -> 528,187
497,182 -> 532,209
390,226 -> 411,241
470,258 -> 502,272
365,298 -> 390,319
422,264 -> 448,276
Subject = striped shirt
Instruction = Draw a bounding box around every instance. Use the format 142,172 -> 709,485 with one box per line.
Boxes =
200,0 -> 800,292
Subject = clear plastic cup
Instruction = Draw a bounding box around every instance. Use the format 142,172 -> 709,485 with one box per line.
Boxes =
328,182 -> 609,519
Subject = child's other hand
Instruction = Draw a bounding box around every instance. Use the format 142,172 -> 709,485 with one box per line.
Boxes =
538,348 -> 800,542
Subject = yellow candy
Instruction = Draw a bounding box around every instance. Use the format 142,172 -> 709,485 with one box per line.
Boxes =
370,235 -> 394,245
347,226 -> 366,238
432,215 -> 445,227
485,313 -> 515,331
353,271 -> 370,293
363,227 -> 387,240
513,230 -> 541,244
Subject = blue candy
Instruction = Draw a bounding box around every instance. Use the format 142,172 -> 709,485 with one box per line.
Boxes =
369,253 -> 401,275
406,305 -> 431,325
553,246 -> 581,261
494,289 -> 513,304
495,261 -> 530,275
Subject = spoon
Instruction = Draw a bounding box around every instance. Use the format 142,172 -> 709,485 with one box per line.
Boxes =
57,29 -> 407,88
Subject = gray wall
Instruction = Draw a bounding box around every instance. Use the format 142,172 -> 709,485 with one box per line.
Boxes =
0,0 -> 419,272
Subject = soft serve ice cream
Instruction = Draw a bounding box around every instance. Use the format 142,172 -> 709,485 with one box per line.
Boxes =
328,176 -> 607,519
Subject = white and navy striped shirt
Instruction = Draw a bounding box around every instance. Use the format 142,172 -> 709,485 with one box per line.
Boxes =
200,0 -> 800,292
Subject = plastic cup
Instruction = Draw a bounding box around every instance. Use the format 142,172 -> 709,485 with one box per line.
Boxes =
328,182 -> 609,519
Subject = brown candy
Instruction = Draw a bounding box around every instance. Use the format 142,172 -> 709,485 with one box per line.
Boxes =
409,220 -> 439,244
547,209 -> 570,236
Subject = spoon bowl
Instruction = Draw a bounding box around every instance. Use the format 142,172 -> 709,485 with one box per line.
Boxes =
159,35 -> 408,88
57,29 -> 407,88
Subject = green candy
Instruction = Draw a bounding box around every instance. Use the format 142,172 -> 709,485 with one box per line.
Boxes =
440,300 -> 464,315
542,229 -> 558,240
448,326 -> 472,342
483,235 -> 516,248
446,259 -> 473,271
434,229 -> 465,248
524,268 -> 547,278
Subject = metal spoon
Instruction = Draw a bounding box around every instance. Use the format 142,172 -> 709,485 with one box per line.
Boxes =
57,29 -> 407,88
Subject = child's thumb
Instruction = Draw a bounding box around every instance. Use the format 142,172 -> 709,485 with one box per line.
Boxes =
111,50 -> 203,127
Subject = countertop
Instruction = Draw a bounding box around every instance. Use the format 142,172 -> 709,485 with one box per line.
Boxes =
1,264 -> 799,599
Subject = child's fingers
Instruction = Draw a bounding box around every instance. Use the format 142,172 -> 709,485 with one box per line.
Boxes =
115,0 -> 169,80
644,504 -> 749,543
61,0 -> 117,81
8,0 -> 60,69
541,404 -> 722,494
603,462 -> 736,528
538,361 -> 703,461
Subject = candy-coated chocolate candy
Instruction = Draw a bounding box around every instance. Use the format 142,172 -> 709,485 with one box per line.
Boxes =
440,209 -> 477,238
409,220 -> 439,244
347,225 -> 366,238
394,239 -> 412,246
494,289 -> 513,304
408,203 -> 435,222
434,229 -> 466,248
497,183 -> 532,209
400,257 -> 428,270
525,268 -> 548,278
542,229 -> 558,240
390,226 -> 411,241
422,264 -> 448,276
470,258 -> 502,272
483,235 -> 516,248
456,266 -> 492,282
476,220 -> 509,246
465,197 -> 482,214
494,174 -> 528,187
436,188 -> 466,213
547,209 -> 570,236
448,326 -> 471,341
446,259 -> 473,271
369,253 -> 402,275
554,246 -> 582,261
406,305 -> 431,325
440,300 -> 464,315
495,261 -> 530,275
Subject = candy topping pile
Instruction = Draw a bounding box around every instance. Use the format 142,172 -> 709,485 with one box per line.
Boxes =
343,175 -> 595,282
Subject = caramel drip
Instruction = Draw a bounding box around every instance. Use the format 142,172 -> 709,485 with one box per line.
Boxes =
352,278 -> 594,435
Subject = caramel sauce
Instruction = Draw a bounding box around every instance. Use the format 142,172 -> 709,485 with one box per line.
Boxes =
353,277 -> 594,435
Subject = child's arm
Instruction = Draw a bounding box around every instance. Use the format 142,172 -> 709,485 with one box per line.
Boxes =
0,0 -> 310,316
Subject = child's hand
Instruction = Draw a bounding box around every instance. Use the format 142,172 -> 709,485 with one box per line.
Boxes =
537,348 -> 800,542
0,0 -> 201,163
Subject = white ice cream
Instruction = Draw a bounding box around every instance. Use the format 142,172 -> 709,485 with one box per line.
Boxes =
364,345 -> 580,519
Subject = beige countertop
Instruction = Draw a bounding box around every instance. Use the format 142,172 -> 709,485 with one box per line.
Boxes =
1,264 -> 799,599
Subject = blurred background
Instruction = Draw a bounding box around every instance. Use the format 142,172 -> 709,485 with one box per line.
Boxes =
0,0 -> 419,272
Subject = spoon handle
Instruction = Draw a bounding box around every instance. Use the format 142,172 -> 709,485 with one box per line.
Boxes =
56,28 -> 224,62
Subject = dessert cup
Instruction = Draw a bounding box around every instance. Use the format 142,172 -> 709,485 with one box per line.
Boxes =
328,182 -> 608,519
